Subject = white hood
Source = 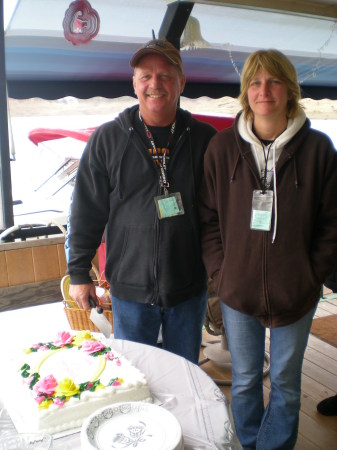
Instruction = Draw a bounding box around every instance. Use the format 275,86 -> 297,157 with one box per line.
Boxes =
237,108 -> 307,243
238,108 -> 307,176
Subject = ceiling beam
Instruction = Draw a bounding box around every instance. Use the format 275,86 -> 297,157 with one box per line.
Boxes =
159,1 -> 194,48
186,0 -> 337,20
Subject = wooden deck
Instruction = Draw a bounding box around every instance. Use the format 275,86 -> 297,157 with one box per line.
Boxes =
199,290 -> 337,450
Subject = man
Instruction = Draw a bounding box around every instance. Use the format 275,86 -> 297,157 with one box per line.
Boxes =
65,39 -> 216,364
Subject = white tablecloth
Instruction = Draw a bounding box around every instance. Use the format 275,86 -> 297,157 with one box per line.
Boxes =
0,303 -> 237,449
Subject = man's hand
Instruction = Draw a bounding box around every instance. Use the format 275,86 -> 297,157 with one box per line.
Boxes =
69,283 -> 97,310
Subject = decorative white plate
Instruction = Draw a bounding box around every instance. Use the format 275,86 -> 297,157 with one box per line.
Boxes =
0,433 -> 53,450
81,402 -> 184,450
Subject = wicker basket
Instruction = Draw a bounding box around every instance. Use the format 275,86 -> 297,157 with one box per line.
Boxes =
63,302 -> 113,332
61,267 -> 113,332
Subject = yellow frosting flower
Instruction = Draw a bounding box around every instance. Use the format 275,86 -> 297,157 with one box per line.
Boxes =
95,382 -> 105,391
55,378 -> 80,397
38,399 -> 53,410
73,331 -> 95,347
23,348 -> 32,354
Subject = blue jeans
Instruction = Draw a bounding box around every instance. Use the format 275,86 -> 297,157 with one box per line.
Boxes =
221,303 -> 316,450
111,290 -> 207,364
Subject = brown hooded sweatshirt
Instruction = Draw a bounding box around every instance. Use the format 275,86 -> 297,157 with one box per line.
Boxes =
199,110 -> 337,327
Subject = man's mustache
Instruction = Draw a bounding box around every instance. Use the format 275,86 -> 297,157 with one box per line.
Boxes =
145,90 -> 166,96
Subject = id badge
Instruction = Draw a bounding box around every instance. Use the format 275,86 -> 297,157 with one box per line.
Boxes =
250,190 -> 273,231
154,192 -> 185,219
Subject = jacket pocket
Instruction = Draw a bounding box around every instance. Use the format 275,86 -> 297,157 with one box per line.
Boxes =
116,225 -> 154,288
158,218 -> 198,292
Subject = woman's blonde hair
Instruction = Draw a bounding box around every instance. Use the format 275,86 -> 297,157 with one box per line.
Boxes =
238,49 -> 302,120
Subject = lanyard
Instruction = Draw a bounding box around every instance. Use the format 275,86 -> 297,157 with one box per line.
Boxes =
262,142 -> 273,192
139,110 -> 176,195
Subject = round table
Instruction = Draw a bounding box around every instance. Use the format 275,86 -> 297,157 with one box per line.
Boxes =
0,303 -> 237,449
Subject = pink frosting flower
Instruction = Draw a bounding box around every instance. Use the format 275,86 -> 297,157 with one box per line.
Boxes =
35,395 -> 46,404
81,339 -> 106,354
105,351 -> 115,360
54,398 -> 66,407
40,345 -> 50,351
111,380 -> 122,386
33,375 -> 58,396
54,331 -> 73,347
116,359 -> 121,366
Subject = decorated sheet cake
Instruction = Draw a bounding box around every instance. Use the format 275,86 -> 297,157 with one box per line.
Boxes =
8,331 -> 152,434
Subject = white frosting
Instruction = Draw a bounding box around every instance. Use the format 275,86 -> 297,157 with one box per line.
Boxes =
18,332 -> 152,434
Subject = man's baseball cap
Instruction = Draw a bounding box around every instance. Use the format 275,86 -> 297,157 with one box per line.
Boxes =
130,39 -> 183,73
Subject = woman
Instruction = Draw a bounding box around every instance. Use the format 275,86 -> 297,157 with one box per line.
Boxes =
199,49 -> 337,449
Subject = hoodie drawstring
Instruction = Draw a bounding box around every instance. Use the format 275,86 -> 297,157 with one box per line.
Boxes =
230,152 -> 241,183
186,128 -> 197,202
272,145 -> 278,243
118,127 -> 133,200
293,156 -> 299,189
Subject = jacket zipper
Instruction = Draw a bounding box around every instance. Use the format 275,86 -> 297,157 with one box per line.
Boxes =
152,215 -> 160,306
130,128 -> 160,305
151,163 -> 163,306
244,151 -> 273,326
263,230 -> 272,327
153,127 -> 189,306
133,126 -> 189,306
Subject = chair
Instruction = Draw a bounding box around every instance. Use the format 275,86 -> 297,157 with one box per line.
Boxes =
199,280 -> 270,386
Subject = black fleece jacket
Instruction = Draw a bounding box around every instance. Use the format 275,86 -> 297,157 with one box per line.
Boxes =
65,105 -> 216,307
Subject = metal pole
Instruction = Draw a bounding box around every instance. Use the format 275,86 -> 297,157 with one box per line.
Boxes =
0,0 -> 14,231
